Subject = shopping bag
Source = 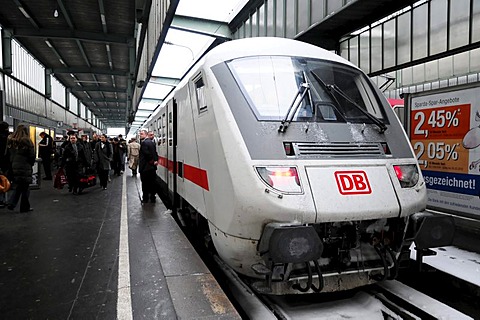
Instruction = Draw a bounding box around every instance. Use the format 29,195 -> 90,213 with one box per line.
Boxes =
79,175 -> 97,188
54,168 -> 68,189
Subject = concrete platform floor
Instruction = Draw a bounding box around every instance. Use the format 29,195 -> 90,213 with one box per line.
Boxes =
0,171 -> 238,319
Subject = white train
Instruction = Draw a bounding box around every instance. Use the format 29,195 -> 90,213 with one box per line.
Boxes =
145,37 -> 453,294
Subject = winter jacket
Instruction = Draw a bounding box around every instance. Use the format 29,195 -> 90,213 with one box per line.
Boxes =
139,138 -> 157,173
93,141 -> 113,171
8,145 -> 35,184
61,142 -> 89,173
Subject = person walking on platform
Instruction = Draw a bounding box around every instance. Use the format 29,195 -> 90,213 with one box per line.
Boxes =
112,138 -> 123,176
118,134 -> 127,174
79,134 -> 93,168
61,134 -> 89,195
127,137 -> 140,176
0,121 -> 10,208
93,134 -> 113,190
90,132 -> 99,151
6,124 -> 35,212
139,129 -> 157,203
38,131 -> 54,180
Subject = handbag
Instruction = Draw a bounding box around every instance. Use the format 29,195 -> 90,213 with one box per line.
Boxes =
0,175 -> 11,193
54,168 -> 68,189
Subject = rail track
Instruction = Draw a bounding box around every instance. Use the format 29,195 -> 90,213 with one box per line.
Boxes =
213,255 -> 474,319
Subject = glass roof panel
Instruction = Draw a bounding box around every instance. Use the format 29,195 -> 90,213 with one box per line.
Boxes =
152,29 -> 214,79
131,0 -> 249,136
142,82 -> 173,100
138,100 -> 160,111
135,110 -> 153,117
176,0 -> 249,23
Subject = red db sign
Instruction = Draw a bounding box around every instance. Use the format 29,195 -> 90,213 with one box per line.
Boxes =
334,171 -> 371,195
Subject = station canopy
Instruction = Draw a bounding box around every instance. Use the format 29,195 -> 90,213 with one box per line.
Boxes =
131,0 -> 248,134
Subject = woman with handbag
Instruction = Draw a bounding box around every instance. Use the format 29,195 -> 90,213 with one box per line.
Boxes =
6,124 -> 35,212
93,134 -> 113,190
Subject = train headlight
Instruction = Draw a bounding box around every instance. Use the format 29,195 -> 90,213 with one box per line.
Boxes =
256,166 -> 302,193
393,164 -> 419,188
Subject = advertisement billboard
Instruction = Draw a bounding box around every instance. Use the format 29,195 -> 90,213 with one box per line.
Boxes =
407,84 -> 480,219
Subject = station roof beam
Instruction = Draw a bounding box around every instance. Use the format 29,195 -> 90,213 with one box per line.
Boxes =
0,0 -> 136,128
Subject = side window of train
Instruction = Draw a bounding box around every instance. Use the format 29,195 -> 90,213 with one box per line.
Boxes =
168,111 -> 173,146
162,113 -> 166,145
194,75 -> 207,115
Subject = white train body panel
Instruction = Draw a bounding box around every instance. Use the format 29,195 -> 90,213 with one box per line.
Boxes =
149,37 -> 429,294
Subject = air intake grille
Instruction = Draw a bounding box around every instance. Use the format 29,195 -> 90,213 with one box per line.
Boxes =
294,142 -> 385,158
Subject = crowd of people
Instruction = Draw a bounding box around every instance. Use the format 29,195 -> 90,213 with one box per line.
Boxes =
0,123 -> 159,213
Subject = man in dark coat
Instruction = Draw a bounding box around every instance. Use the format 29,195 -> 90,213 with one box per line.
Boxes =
79,134 -> 93,168
118,134 -> 126,173
38,131 -> 54,180
139,129 -> 157,203
61,134 -> 89,194
90,133 -> 100,152
93,134 -> 113,190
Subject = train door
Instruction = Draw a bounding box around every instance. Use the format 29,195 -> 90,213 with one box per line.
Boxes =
158,109 -> 167,182
166,99 -> 178,208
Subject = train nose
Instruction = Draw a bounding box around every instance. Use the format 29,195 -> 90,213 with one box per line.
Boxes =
305,166 -> 400,222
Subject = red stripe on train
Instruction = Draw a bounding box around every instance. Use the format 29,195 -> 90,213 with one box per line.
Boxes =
158,156 -> 209,191
184,164 -> 209,191
158,156 -> 168,167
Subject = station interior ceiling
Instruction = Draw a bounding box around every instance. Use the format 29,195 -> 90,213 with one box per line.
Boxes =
1,0 -> 478,135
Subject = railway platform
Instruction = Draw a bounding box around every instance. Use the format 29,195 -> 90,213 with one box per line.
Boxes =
0,171 -> 239,319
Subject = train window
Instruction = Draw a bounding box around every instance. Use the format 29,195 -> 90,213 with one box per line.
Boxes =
194,76 -> 208,114
228,56 -> 387,125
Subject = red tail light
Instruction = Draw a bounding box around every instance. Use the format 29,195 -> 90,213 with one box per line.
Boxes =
256,166 -> 302,193
393,164 -> 419,188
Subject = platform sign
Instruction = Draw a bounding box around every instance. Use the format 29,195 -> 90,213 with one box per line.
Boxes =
408,85 -> 480,218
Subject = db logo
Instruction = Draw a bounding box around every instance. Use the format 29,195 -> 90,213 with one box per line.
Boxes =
334,171 -> 372,195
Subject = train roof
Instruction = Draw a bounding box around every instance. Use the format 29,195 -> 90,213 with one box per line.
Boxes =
203,37 -> 358,69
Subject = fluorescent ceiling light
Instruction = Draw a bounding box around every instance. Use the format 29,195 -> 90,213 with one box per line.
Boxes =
18,6 -> 31,19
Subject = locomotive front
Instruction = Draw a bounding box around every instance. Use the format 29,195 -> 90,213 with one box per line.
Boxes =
207,39 -> 430,294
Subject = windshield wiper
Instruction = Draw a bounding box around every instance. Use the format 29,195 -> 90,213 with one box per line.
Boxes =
278,82 -> 310,133
309,71 -> 387,133
328,84 -> 387,133
309,71 -> 347,122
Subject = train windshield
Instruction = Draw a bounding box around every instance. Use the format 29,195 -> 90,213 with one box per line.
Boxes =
227,56 -> 386,124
